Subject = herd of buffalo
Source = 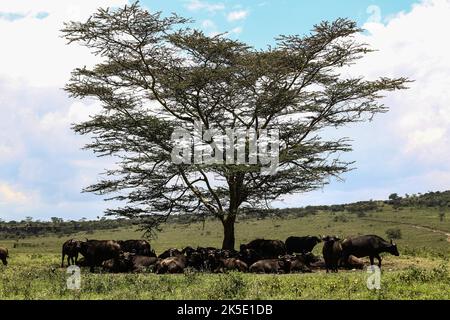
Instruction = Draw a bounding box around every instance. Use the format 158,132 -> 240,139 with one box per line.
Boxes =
0,235 -> 399,274
47,234 -> 400,274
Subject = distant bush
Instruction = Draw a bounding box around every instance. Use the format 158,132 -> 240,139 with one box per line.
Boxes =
386,228 -> 402,240
0,218 -> 139,240
386,190 -> 450,209
333,215 -> 349,223
356,211 -> 366,218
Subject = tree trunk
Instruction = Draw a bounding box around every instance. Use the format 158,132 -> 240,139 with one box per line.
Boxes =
222,217 -> 236,250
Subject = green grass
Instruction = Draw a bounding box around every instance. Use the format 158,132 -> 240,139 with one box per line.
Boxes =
0,260 -> 448,300
0,207 -> 449,300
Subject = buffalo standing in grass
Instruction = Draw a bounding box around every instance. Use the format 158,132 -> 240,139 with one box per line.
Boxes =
322,236 -> 342,273
79,240 -> 122,272
61,239 -> 82,267
0,247 -> 9,266
285,236 -> 322,254
341,235 -> 399,268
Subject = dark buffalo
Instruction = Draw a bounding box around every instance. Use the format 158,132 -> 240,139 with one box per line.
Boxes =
238,248 -> 262,266
194,247 -> 226,271
285,236 -> 322,254
205,249 -> 221,271
102,255 -> 131,273
0,247 -> 8,266
322,236 -> 342,273
79,240 -> 122,272
129,255 -> 158,272
341,235 -> 399,268
240,239 -> 286,259
184,247 -> 207,271
102,253 -> 158,273
214,258 -> 248,273
282,254 -> 314,273
249,258 -> 291,274
75,257 -> 89,267
186,251 -> 205,271
309,257 -> 326,270
61,239 -> 82,267
218,249 -> 239,259
181,246 -> 196,256
158,248 -> 182,259
117,240 -> 154,256
155,255 -> 186,274
340,255 -> 366,270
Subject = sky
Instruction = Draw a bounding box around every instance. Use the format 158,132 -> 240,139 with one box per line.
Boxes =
0,0 -> 449,221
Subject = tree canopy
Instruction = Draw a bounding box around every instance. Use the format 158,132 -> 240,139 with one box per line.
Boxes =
62,2 -> 408,249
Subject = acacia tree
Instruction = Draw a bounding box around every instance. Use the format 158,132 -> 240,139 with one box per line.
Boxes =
62,3 -> 408,249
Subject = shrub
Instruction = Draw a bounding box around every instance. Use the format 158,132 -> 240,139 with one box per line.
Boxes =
356,211 -> 366,218
333,215 -> 349,223
386,228 -> 402,240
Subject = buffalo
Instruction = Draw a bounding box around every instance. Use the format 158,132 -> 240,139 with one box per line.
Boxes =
117,240 -> 154,256
155,255 -> 186,274
102,255 -> 131,273
79,240 -> 122,272
158,248 -> 182,259
61,239 -> 82,268
240,239 -> 286,259
218,249 -> 239,259
181,246 -> 196,256
186,251 -> 206,271
238,248 -> 262,266
322,236 -> 342,273
249,258 -> 291,274
282,254 -> 315,273
130,255 -> 159,272
0,247 -> 8,266
285,236 -> 322,254
75,257 -> 88,267
102,253 -> 158,273
340,255 -> 366,270
309,257 -> 326,270
214,258 -> 248,273
341,235 -> 399,268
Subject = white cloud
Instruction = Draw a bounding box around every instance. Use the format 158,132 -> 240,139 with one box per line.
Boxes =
1,0 -> 450,219
273,0 -> 450,207
0,0 -> 128,87
0,75 -> 109,220
231,27 -> 243,34
0,1 -> 127,220
227,10 -> 249,22
186,0 -> 225,13
0,182 -> 30,204
349,0 -> 450,168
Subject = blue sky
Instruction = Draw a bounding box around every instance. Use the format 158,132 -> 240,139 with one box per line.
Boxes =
1,0 -> 450,221
141,0 -> 419,48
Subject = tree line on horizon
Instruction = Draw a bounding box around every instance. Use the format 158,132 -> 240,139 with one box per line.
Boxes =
0,190 -> 447,240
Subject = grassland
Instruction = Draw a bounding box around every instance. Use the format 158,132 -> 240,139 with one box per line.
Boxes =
0,206 -> 449,300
